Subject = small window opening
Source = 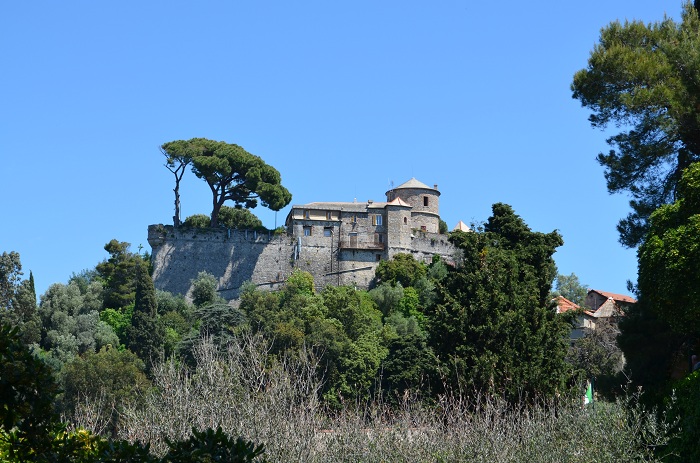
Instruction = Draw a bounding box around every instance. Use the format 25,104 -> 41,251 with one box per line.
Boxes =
326,211 -> 332,220
303,226 -> 312,236
423,196 -> 429,207
324,227 -> 332,237
304,210 -> 310,219
376,254 -> 382,262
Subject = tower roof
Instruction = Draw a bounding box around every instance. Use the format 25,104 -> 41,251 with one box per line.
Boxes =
393,178 -> 435,190
453,220 -> 471,232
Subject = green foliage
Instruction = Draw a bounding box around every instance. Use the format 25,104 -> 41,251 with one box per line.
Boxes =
572,2 -> 700,246
0,251 -> 22,311
380,313 -> 438,398
164,427 -> 267,463
430,203 -> 569,401
667,371 -> 700,462
283,269 -> 314,298
99,306 -> 133,345
161,138 -> 292,227
0,321 -> 268,463
190,304 -> 246,345
156,290 -> 193,318
128,261 -> 164,368
567,322 -> 625,398
95,240 -> 147,310
638,162 -> 700,338
0,323 -> 60,461
182,214 -> 211,229
190,271 -> 223,308
369,282 -> 404,317
60,346 -> 150,435
39,281 -> 117,366
554,272 -> 589,307
618,299 -> 679,404
218,205 -> 265,230
398,286 -> 423,324
619,163 -> 700,401
375,253 -> 427,287
161,142 -> 192,228
319,286 -> 387,401
427,255 -> 448,282
438,219 -> 448,234
0,253 -> 40,345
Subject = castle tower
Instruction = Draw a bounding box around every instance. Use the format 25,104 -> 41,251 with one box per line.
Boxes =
386,178 -> 441,233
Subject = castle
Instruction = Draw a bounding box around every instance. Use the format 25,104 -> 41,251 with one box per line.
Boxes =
148,178 -> 460,300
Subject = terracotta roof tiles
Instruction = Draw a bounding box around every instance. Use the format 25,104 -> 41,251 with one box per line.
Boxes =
555,296 -> 579,313
589,289 -> 637,304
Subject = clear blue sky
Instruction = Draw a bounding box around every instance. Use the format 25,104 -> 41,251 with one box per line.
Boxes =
1,1 -> 682,299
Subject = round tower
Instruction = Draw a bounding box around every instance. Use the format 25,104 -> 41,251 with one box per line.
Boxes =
385,178 -> 441,233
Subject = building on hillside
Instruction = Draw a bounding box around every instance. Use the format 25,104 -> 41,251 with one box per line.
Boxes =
149,178 -> 464,299
585,289 -> 637,315
284,178 -> 457,290
556,289 -> 637,341
555,296 -> 584,340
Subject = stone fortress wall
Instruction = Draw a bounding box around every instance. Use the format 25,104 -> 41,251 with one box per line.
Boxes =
148,178 -> 460,300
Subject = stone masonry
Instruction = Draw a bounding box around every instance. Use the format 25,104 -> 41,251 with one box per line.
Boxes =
148,178 -> 460,300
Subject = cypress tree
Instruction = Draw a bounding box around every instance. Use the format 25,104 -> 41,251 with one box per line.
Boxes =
128,261 -> 164,369
429,203 -> 569,401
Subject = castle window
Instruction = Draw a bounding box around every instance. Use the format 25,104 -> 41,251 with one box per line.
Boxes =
304,210 -> 310,219
403,217 -> 407,225
324,227 -> 333,237
376,254 -> 382,261
423,196 -> 429,207
303,226 -> 312,236
421,225 -> 427,231
374,233 -> 383,243
326,211 -> 332,220
372,215 -> 383,226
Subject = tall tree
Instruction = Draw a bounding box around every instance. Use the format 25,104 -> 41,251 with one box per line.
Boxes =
95,240 -> 146,310
637,162 -> 700,337
0,251 -> 22,311
39,280 -> 117,366
572,2 -> 700,247
0,253 -> 40,345
128,260 -> 164,368
619,162 -> 700,400
160,142 -> 194,227
429,203 -> 569,401
160,138 -> 292,227
554,272 -> 589,307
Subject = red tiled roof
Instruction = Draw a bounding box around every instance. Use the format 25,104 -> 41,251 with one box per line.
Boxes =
589,289 -> 637,304
555,296 -> 579,313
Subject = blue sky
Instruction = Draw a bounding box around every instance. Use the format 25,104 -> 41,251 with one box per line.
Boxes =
1,1 -> 682,299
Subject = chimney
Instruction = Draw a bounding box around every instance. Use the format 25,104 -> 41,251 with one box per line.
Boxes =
434,184 -> 438,189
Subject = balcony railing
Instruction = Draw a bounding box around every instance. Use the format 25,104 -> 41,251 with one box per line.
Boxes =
339,240 -> 385,250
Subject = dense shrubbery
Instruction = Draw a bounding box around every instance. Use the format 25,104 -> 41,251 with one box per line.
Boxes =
3,199 -> 695,460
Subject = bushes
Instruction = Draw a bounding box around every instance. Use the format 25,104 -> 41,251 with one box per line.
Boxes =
0,322 -> 268,463
100,334 -> 672,462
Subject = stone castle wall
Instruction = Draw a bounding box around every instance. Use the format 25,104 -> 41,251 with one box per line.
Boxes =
148,224 -> 458,300
148,225 -> 294,300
